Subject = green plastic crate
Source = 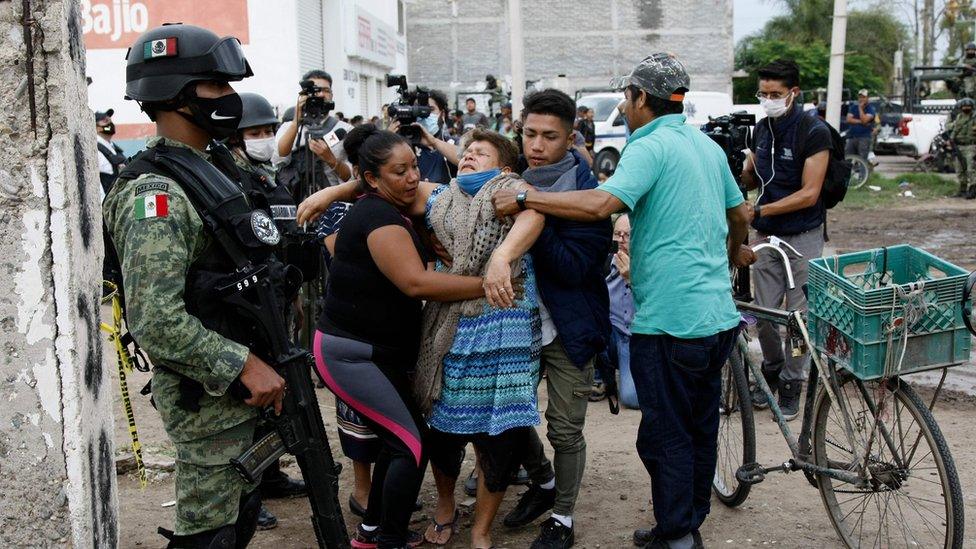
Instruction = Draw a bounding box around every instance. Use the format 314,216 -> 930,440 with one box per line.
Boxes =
808,246 -> 971,380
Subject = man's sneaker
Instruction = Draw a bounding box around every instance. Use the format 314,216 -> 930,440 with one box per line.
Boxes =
530,517 -> 575,549
503,483 -> 556,528
350,525 -> 423,549
257,505 -> 278,530
633,528 -> 704,548
778,380 -> 802,421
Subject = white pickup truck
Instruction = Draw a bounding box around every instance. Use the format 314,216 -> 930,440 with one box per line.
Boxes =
578,91 -> 736,174
874,100 -> 949,158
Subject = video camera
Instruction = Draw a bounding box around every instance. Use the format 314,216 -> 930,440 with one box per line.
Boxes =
299,79 -> 335,138
385,74 -> 431,145
701,113 -> 755,189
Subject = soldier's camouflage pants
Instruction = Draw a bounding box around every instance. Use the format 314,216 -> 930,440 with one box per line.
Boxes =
153,370 -> 258,535
172,420 -> 257,534
955,144 -> 976,192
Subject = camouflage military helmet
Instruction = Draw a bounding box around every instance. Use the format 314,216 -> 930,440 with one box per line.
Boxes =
238,93 -> 278,130
125,23 -> 253,102
958,98 -> 976,108
610,53 -> 691,101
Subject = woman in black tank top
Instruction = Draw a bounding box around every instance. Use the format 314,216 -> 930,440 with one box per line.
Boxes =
305,125 -> 484,548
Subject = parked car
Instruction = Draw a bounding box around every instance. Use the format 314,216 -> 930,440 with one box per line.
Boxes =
578,91 -> 735,174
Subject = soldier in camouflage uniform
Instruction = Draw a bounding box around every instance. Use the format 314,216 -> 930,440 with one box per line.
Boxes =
103,24 -> 286,548
948,98 -> 976,198
960,43 -> 976,99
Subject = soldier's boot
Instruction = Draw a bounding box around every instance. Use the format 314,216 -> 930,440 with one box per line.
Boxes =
234,490 -> 262,549
954,181 -> 968,198
159,525 -> 236,548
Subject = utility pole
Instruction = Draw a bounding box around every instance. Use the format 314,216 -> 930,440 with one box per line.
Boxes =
922,0 -> 935,64
826,0 -> 849,129
507,0 -> 525,119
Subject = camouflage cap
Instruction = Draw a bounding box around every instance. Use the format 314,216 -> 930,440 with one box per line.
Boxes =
610,53 -> 691,101
967,42 -> 976,50
958,97 -> 975,108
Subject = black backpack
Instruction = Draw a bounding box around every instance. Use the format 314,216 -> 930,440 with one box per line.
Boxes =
795,114 -> 850,209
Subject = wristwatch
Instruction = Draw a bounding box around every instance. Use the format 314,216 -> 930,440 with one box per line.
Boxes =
516,191 -> 528,211
754,204 -> 762,218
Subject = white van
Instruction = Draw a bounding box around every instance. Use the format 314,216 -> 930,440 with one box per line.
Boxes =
578,91 -> 735,174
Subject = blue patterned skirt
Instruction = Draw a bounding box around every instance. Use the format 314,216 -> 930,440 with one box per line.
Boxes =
428,259 -> 542,436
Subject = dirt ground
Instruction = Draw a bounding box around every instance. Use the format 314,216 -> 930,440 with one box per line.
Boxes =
111,192 -> 976,549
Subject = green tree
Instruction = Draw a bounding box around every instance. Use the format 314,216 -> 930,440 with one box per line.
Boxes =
734,39 -> 884,103
734,1 -> 911,103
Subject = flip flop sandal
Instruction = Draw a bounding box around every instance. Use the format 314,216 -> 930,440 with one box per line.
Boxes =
424,508 -> 459,546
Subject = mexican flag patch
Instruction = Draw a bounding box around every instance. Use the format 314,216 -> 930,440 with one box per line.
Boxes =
144,38 -> 178,60
135,194 -> 169,219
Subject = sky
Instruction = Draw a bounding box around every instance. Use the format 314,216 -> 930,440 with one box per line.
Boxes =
734,0 -> 785,44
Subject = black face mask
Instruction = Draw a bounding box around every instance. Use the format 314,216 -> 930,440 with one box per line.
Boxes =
180,90 -> 243,140
967,52 -> 976,59
99,123 -> 116,135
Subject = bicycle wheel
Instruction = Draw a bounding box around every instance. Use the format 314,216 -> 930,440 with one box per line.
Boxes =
712,341 -> 756,506
846,154 -> 871,189
812,373 -> 964,548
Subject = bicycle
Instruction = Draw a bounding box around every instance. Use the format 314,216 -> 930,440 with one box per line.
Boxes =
846,153 -> 872,189
713,239 -> 967,548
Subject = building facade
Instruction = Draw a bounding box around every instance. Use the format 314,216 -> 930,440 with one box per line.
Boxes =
82,0 -> 409,151
405,0 -> 733,111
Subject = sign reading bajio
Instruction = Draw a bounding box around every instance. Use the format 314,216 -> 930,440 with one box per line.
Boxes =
80,0 -> 250,49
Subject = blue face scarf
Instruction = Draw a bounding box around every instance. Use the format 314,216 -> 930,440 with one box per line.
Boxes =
456,168 -> 501,196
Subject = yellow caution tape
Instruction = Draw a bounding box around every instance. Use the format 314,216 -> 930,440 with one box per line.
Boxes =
100,281 -> 148,489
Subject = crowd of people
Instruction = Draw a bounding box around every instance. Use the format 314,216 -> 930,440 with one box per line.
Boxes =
97,19 -> 849,549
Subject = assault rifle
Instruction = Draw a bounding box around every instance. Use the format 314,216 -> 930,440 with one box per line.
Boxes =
222,262 -> 350,549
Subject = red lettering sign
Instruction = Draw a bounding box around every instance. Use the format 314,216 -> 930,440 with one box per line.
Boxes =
80,0 -> 250,50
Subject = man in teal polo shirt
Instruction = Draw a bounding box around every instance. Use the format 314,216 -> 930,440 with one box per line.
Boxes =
493,53 -> 753,549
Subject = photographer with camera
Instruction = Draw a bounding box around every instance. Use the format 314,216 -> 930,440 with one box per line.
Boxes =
387,87 -> 455,184
385,76 -> 460,184
274,70 -> 353,193
740,59 -> 830,421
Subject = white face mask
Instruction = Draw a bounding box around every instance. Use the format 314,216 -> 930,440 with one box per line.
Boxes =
244,136 -> 275,162
760,92 -> 793,118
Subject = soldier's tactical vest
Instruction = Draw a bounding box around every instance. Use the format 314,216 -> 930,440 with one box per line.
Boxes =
235,158 -> 320,282
237,160 -> 298,235
114,142 -> 302,374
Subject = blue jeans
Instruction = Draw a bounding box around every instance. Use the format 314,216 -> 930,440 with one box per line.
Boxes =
630,327 -> 739,541
608,326 -> 639,409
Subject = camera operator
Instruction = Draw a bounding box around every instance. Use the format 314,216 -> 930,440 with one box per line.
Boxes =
389,88 -> 455,184
274,70 -> 353,188
740,59 -> 830,421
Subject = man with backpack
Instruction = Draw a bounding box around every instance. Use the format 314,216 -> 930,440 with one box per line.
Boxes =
740,59 -> 834,421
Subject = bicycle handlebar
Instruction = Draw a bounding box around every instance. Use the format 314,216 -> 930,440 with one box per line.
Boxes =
749,236 -> 803,290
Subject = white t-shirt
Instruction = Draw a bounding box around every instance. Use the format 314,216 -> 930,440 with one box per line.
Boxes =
96,135 -> 115,175
538,298 -> 558,347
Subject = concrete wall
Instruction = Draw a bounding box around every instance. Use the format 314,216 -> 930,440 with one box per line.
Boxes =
1,1 -> 118,547
406,0 -> 734,104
